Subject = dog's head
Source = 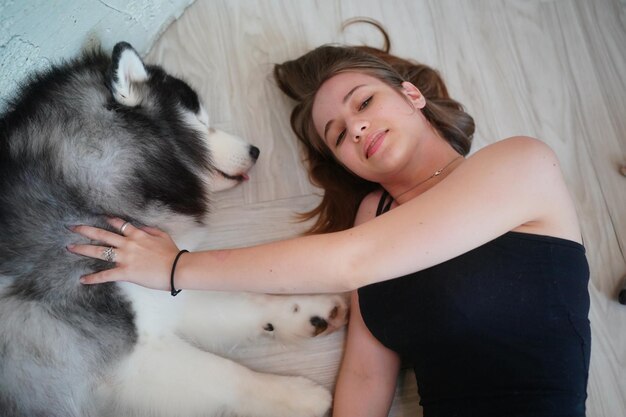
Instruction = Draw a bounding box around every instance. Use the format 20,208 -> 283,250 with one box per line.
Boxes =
107,42 -> 259,193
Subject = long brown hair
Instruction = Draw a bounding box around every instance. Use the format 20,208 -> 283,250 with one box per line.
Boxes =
274,20 -> 474,235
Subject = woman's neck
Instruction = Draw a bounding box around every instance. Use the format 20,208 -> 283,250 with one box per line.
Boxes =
383,134 -> 463,204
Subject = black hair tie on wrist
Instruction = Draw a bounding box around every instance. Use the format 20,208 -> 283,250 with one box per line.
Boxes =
170,249 -> 188,296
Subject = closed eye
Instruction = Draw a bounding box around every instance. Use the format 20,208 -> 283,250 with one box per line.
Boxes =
335,129 -> 346,147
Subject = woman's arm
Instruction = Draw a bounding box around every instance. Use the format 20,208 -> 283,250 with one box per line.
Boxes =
177,136 -> 577,292
332,291 -> 401,417
74,136 -> 579,293
333,192 -> 400,416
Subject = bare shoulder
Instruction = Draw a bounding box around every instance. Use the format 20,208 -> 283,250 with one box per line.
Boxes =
338,137 -> 581,288
466,136 -> 580,241
471,136 -> 559,168
353,189 -> 385,227
464,136 -> 565,197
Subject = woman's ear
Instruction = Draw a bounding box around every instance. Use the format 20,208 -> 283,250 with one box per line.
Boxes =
401,81 -> 426,109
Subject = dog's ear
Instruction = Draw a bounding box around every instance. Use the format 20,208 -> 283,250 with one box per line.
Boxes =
108,42 -> 148,107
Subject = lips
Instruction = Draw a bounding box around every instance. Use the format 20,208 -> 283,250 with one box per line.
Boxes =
217,170 -> 249,182
365,129 -> 388,159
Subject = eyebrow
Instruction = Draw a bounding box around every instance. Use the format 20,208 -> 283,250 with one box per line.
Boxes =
323,84 -> 367,142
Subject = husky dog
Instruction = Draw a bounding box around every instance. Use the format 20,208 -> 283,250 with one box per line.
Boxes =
0,42 -> 347,417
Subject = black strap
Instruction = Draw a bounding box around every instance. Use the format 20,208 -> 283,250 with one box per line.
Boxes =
375,190 -> 393,216
170,249 -> 188,296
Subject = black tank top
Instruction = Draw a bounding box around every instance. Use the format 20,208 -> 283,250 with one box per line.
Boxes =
358,191 -> 591,416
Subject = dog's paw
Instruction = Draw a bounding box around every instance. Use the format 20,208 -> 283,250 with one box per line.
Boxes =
262,375 -> 332,417
287,376 -> 332,417
262,294 -> 349,340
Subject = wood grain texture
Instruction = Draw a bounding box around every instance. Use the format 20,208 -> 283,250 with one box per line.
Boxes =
145,0 -> 626,415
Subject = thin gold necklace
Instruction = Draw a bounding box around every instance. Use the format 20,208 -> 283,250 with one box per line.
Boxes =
393,155 -> 463,201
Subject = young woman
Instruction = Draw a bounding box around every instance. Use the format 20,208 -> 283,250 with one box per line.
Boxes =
69,29 -> 591,417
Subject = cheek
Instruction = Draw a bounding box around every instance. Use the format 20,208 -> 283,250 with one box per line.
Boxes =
333,148 -> 363,176
334,147 -> 356,167
389,100 -> 416,117
391,104 -> 424,134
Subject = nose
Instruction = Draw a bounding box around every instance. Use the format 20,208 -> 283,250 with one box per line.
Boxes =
310,316 -> 328,336
249,145 -> 260,161
351,120 -> 369,143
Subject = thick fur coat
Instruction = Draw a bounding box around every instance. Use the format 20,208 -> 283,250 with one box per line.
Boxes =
0,42 -> 346,417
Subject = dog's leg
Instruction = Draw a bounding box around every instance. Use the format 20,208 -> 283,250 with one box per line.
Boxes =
175,291 -> 349,353
103,335 -> 331,417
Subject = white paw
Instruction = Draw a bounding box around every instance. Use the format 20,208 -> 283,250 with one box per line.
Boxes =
268,375 -> 332,417
262,294 -> 349,341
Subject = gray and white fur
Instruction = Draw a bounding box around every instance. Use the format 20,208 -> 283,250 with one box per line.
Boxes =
0,42 -> 347,417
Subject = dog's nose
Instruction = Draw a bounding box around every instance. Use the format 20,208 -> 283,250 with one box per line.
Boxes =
249,146 -> 260,161
310,316 -> 328,336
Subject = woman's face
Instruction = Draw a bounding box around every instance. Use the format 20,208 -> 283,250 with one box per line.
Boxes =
311,71 -> 427,182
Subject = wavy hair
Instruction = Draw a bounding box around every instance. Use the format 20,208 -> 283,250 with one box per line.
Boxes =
274,20 -> 474,234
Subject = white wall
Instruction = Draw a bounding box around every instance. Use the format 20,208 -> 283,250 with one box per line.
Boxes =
0,0 -> 195,109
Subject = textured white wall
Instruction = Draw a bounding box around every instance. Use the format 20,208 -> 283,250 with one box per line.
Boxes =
0,0 -> 195,109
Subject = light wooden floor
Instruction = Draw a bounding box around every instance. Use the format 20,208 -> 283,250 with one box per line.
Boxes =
146,0 -> 626,415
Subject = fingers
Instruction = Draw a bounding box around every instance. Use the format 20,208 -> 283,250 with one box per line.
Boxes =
79,268 -> 121,285
71,224 -> 125,247
106,217 -> 140,237
67,217 -> 173,289
67,244 -> 124,284
106,217 -> 166,238
68,244 -> 121,264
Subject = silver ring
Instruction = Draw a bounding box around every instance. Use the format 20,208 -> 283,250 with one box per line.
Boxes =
102,247 -> 116,263
120,222 -> 130,234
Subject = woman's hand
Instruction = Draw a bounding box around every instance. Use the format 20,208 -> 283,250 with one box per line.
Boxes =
67,217 -> 180,290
